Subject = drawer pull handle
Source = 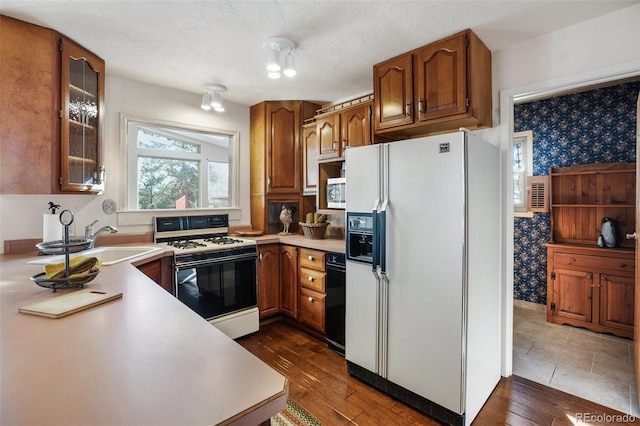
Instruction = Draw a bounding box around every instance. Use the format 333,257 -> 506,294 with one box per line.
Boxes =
620,263 -> 626,268
569,257 -> 576,263
307,276 -> 315,282
308,256 -> 314,261
308,296 -> 314,303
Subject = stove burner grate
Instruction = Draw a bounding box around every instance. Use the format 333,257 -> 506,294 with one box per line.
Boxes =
168,240 -> 208,250
203,236 -> 243,245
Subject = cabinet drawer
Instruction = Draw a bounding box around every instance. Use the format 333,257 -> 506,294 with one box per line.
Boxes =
300,267 -> 326,293
299,248 -> 326,271
554,253 -> 635,273
299,287 -> 326,332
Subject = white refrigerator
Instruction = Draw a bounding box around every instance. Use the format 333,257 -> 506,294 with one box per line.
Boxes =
344,131 -> 500,426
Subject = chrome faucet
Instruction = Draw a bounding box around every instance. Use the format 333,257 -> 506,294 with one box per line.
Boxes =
85,219 -> 118,248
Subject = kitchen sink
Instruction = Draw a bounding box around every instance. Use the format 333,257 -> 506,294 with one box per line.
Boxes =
28,246 -> 164,266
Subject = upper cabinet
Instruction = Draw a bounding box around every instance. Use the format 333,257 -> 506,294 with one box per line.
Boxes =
302,120 -> 319,195
373,55 -> 413,131
316,100 -> 372,161
60,37 -> 105,193
251,101 -> 318,196
0,15 -> 58,194
250,101 -> 319,232
0,15 -> 105,194
373,29 -> 492,141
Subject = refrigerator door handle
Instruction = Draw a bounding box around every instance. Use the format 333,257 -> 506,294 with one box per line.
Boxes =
378,204 -> 387,273
371,201 -> 380,272
379,143 -> 389,274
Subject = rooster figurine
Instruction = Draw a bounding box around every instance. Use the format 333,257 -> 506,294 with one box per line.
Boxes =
279,204 -> 297,235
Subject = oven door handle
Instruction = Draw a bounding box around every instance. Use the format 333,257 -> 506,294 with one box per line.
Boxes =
175,253 -> 257,269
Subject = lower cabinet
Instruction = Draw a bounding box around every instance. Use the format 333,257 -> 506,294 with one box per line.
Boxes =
254,243 -> 330,334
257,244 -> 280,319
135,255 -> 174,294
547,244 -> 635,338
280,245 -> 298,318
298,248 -> 326,332
299,287 -> 326,332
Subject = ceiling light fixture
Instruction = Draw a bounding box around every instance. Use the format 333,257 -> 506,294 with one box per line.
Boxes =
200,92 -> 212,110
283,51 -> 296,77
263,37 -> 296,79
201,84 -> 227,112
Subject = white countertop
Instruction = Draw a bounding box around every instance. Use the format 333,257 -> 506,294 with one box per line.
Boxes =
0,251 -> 287,425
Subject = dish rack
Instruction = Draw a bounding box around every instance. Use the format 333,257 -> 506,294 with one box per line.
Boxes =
31,210 -> 99,292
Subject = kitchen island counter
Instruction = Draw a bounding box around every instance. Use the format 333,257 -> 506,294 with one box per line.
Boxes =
0,253 -> 287,425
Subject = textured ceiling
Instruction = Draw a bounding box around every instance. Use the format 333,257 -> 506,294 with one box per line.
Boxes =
1,0 -> 637,106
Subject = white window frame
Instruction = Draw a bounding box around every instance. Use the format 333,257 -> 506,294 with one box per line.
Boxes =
513,130 -> 533,217
120,113 -> 239,212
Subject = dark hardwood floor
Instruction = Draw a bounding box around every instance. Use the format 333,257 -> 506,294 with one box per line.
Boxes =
238,321 -> 637,425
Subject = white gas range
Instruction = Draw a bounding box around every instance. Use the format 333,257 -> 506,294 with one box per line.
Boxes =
154,214 -> 259,339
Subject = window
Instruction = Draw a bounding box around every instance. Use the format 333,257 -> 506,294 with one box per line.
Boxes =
123,115 -> 238,210
513,130 -> 533,216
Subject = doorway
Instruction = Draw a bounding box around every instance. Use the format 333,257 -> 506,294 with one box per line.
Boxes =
503,77 -> 640,414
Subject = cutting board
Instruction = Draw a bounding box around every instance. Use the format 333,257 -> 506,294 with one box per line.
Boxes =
19,289 -> 123,319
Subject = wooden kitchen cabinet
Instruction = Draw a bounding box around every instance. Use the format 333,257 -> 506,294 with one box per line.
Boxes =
341,102 -> 372,150
314,96 -> 371,213
316,100 -> 372,161
1,15 -> 58,194
257,244 -> 280,319
373,54 -> 413,132
549,162 -> 636,248
298,248 -> 326,332
317,112 -> 341,160
546,162 -> 636,338
547,244 -> 635,338
302,121 -> 319,195
59,37 -> 105,193
0,15 -> 105,194
280,245 -> 298,319
135,254 -> 175,295
250,101 -> 319,232
373,29 -> 491,141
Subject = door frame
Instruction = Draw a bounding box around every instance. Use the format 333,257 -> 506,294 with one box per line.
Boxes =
499,64 -> 640,377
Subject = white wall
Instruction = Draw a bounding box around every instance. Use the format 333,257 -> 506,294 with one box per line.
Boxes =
0,76 -> 251,252
493,3 -> 640,377
493,4 -> 639,93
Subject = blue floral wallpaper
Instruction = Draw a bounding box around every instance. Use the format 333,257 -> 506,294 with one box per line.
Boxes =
514,81 -> 639,305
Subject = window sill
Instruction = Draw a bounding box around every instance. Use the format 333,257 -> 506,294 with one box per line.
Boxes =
514,211 -> 534,218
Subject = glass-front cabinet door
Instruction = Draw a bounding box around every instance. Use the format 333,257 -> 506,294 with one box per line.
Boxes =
60,38 -> 105,193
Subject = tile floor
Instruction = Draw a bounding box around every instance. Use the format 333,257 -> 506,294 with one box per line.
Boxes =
513,300 -> 640,416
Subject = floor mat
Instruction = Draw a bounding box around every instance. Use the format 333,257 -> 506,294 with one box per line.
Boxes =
271,398 -> 322,426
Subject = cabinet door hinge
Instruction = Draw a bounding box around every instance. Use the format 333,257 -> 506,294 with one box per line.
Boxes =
551,272 -> 556,280
465,36 -> 469,47
58,176 -> 63,185
59,41 -> 63,52
58,110 -> 63,118
551,302 -> 556,311
466,98 -> 470,107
